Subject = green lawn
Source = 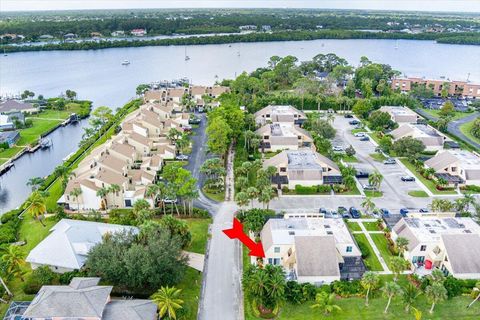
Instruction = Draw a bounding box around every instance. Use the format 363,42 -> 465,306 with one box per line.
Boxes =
364,190 -> 383,197
0,146 -> 23,159
185,218 -> 212,254
408,190 -> 429,197
352,233 -> 383,271
367,132 -> 382,145
420,108 -> 472,121
459,119 -> 480,146
351,128 -> 367,134
363,221 -> 381,232
177,267 -> 202,320
370,233 -> 397,270
369,152 -> 387,162
346,221 -> 362,232
399,158 -> 457,195
342,154 -> 358,163
17,118 -> 63,145
202,186 -> 225,202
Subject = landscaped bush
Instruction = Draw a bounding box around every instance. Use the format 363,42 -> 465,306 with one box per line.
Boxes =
331,280 -> 362,297
23,266 -> 58,294
59,270 -> 86,285
461,185 -> 480,193
294,184 -> 331,195
284,281 -> 317,304
0,220 -> 20,244
356,240 -> 371,259
0,209 -> 22,224
108,208 -> 137,225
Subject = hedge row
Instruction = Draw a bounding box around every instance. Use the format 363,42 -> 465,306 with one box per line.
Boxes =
294,184 -> 332,194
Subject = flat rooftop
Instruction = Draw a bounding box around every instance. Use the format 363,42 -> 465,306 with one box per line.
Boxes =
270,123 -> 298,137
403,217 -> 480,243
380,106 -> 418,116
286,150 -> 321,170
269,105 -> 296,114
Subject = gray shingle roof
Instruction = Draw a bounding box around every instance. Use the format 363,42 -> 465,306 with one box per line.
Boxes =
295,236 -> 340,277
103,300 -> 158,320
442,233 -> 480,275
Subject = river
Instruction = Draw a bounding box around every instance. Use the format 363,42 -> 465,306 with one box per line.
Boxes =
0,38 -> 479,212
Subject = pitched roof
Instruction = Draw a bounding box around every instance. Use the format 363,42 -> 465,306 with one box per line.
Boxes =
424,151 -> 459,171
295,236 -> 340,277
442,234 -> 480,275
26,219 -> 138,270
103,300 -> 158,320
0,100 -> 36,113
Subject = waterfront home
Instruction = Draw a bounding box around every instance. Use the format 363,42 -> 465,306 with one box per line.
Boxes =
391,123 -> 448,151
0,131 -> 20,147
20,277 -> 156,319
254,105 -> 307,126
258,217 -> 364,284
0,100 -> 38,114
392,217 -> 480,279
379,106 -> 421,124
131,28 -> 147,36
263,148 -> 342,190
26,219 -> 138,273
424,149 -> 480,186
392,77 -> 480,99
111,30 -> 125,37
256,122 -> 314,152
0,114 -> 15,131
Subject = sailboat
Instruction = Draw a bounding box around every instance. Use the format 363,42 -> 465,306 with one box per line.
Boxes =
395,40 -> 399,50
3,48 -> 7,57
184,47 -> 190,61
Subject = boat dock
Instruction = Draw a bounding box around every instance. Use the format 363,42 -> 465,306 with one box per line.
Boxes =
0,160 -> 14,176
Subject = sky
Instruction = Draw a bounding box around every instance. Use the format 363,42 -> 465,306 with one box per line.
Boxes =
1,0 -> 480,13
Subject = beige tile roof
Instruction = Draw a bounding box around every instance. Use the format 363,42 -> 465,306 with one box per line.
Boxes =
110,143 -> 135,158
96,168 -> 127,186
424,151 -> 459,171
128,132 -> 150,147
191,86 -> 207,96
295,236 -> 340,277
442,234 -> 480,275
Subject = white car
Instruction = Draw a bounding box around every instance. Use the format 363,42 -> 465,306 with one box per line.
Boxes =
332,146 -> 344,152
176,154 -> 189,160
354,132 -> 366,137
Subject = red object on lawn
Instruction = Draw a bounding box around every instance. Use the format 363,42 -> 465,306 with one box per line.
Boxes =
425,260 -> 433,269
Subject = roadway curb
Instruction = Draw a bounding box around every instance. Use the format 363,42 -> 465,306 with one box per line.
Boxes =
197,223 -> 213,320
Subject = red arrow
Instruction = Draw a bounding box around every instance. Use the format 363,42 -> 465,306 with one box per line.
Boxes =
223,218 -> 265,258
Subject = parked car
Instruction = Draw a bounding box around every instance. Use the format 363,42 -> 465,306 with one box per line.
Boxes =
362,184 -> 375,190
344,114 -> 353,118
400,208 -> 409,217
383,158 -> 397,165
330,211 -> 340,219
176,154 -> 189,160
189,117 -> 201,125
359,136 -> 370,141
380,208 -> 390,217
354,132 -> 365,137
401,176 -> 415,182
333,146 -> 344,152
349,207 -> 361,219
419,208 -> 429,213
349,120 -> 360,125
319,207 -> 327,214
163,198 -> 178,204
356,171 -> 370,179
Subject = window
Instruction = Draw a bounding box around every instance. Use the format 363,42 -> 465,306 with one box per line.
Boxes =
288,231 -> 295,235
274,247 -> 280,253
420,245 -> 427,251
268,258 -> 273,264
273,258 -> 280,265
125,199 -> 132,207
280,167 -> 287,172
451,167 -> 457,172
264,135 -> 269,140
346,246 -> 352,253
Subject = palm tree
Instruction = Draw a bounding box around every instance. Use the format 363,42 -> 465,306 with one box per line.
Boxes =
390,257 -> 408,282
54,164 -> 75,188
361,271 -> 380,306
26,176 -> 45,191
235,192 -> 249,209
146,183 -> 166,214
258,187 -> 276,209
461,193 -> 476,212
343,175 -> 356,191
429,269 -> 446,284
151,286 -> 184,320
24,191 -> 47,226
69,187 -> 83,212
311,292 -> 342,315
2,245 -> 26,281
108,184 -> 121,208
425,282 -> 447,314
236,176 -> 249,190
246,187 -> 259,208
467,281 -> 480,309
402,283 -> 421,312
395,237 -> 409,257
96,187 -> 109,210
368,170 -> 383,195
361,197 -> 375,216
382,282 -> 403,313
424,168 -> 436,180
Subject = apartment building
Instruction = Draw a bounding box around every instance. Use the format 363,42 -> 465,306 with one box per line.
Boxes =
392,77 -> 480,99
256,123 -> 314,152
144,85 -> 229,105
264,148 -> 342,189
254,105 -> 307,126
424,150 -> 480,186
379,106 -> 421,124
391,123 -> 448,151
259,217 -> 364,284
60,103 -> 185,211
392,217 -> 480,279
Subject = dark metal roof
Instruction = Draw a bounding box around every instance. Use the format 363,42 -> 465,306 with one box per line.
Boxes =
323,175 -> 343,184
434,173 -> 464,184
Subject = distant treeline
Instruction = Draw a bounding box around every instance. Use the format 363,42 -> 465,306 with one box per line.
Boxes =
2,30 -> 479,53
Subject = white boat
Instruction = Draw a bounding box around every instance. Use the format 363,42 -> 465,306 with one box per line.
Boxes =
121,60 -> 130,65
184,47 -> 190,61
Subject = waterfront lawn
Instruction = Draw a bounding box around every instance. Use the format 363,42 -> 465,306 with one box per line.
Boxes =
370,233 -> 396,269
185,218 -> 212,254
460,119 -> 480,146
399,158 -> 457,195
0,146 -> 23,159
45,179 -> 64,211
17,118 -> 62,146
363,221 -> 381,232
408,190 -> 429,197
346,221 -> 362,232
352,233 -> 383,271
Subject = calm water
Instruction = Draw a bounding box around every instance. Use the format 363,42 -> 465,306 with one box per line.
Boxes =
0,39 -> 479,212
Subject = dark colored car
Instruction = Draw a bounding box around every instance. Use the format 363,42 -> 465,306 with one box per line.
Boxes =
359,136 -> 370,141
349,120 -> 360,125
189,118 -> 201,125
356,171 -> 370,179
420,208 -> 429,213
400,208 -> 409,217
344,114 -> 353,118
349,207 -> 361,219
401,176 -> 416,182
380,208 -> 390,217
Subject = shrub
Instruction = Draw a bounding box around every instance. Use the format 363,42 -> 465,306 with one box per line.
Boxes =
461,185 -> 480,193
0,209 -> 22,224
59,270 -> 85,285
109,209 -> 137,225
23,266 -> 57,294
301,283 -> 317,301
0,220 -> 20,244
294,184 -> 331,195
285,281 -> 304,304
331,280 -> 362,297
444,276 -> 463,298
357,240 -> 371,259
